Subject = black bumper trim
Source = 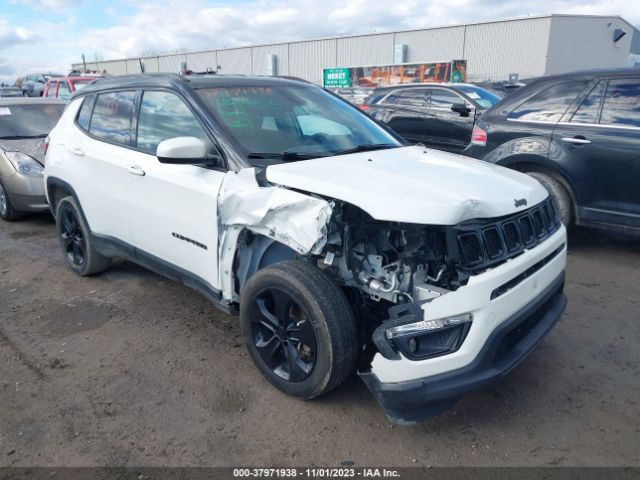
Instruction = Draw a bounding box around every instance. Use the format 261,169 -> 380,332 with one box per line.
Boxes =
359,271 -> 567,425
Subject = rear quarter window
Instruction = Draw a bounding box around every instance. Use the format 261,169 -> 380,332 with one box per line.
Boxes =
508,80 -> 589,123
76,95 -> 95,130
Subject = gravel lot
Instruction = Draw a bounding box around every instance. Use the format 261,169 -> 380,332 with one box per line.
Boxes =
0,214 -> 638,467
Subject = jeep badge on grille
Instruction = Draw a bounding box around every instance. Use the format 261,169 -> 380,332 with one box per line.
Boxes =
514,198 -> 527,208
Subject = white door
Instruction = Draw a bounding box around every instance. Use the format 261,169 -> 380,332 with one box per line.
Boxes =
123,90 -> 226,290
70,90 -> 139,244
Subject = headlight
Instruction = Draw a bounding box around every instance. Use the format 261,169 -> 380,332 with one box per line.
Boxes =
376,312 -> 472,360
385,313 -> 473,339
5,151 -> 44,176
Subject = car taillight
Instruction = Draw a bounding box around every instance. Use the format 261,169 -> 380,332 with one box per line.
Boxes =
43,136 -> 49,156
471,125 -> 487,146
358,104 -> 370,111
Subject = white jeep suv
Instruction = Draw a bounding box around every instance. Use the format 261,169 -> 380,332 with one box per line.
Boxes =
44,74 -> 567,424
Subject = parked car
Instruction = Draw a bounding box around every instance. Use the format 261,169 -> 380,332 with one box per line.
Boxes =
333,87 -> 373,105
0,85 -> 22,98
360,83 -> 502,153
463,68 -> 640,233
44,76 -> 97,100
0,98 -> 65,220
44,74 -> 566,423
21,73 -> 63,97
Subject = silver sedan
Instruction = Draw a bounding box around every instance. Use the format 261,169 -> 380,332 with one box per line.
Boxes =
0,98 -> 65,221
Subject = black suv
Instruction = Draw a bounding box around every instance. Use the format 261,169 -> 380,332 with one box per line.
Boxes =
360,83 -> 502,153
464,68 -> 640,234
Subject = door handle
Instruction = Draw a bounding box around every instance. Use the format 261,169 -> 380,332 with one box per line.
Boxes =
561,136 -> 591,145
126,165 -> 145,176
69,147 -> 84,156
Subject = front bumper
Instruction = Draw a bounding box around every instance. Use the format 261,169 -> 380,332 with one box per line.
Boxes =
361,272 -> 566,424
1,171 -> 48,212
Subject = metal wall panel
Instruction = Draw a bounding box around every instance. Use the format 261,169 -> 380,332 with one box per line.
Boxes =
125,59 -> 143,74
546,16 -> 635,74
464,17 -> 551,81
288,39 -> 337,84
394,27 -> 465,63
216,47 -> 252,74
157,54 -> 187,73
336,33 -> 394,66
140,57 -> 159,73
251,44 -> 289,76
185,51 -> 218,72
97,59 -> 127,75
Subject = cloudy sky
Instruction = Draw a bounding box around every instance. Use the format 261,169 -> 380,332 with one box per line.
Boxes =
1,0 -> 639,83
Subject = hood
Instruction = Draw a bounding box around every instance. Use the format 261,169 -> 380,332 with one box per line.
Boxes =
0,138 -> 46,163
265,146 -> 548,225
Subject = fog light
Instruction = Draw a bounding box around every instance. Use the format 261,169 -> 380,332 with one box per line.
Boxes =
386,313 -> 472,339
408,337 -> 418,354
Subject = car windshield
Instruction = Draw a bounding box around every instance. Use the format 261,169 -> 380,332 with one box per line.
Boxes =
0,104 -> 64,138
456,85 -> 502,109
196,84 -> 401,165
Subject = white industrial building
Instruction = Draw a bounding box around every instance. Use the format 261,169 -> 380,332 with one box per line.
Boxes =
72,14 -> 640,84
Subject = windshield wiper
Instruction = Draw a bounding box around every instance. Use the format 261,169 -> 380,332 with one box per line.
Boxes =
247,152 -> 326,162
329,144 -> 399,156
0,135 -> 47,140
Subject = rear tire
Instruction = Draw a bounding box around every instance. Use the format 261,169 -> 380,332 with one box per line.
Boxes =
55,196 -> 111,276
240,260 -> 359,399
0,178 -> 24,222
526,172 -> 572,226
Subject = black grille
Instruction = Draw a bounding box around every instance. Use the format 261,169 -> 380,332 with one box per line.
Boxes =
502,221 -> 520,252
454,197 -> 560,274
493,293 -> 557,365
483,227 -> 503,259
458,233 -> 483,265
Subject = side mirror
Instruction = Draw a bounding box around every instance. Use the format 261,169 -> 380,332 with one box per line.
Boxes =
157,137 -> 215,165
451,102 -> 471,117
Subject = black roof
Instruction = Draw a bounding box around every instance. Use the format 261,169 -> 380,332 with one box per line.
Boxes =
74,73 -> 314,96
514,67 -> 640,87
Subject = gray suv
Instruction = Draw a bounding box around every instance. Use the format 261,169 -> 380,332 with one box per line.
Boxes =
21,73 -> 63,97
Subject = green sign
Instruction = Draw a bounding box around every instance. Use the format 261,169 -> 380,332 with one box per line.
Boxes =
451,70 -> 463,83
323,68 -> 351,88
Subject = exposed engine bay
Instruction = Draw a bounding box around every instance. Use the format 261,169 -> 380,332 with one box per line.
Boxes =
317,202 -> 469,306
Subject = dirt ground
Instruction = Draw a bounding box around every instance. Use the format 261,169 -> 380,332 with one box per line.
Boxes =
0,214 -> 638,467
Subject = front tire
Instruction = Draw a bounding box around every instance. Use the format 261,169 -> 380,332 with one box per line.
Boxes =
240,261 -> 359,399
0,179 -> 25,222
526,172 -> 572,226
55,196 -> 111,276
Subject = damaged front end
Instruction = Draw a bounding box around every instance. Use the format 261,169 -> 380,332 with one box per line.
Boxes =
217,169 -> 563,417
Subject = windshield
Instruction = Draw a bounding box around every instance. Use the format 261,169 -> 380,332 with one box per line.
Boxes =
196,84 -> 400,165
456,85 -> 502,109
0,104 -> 64,138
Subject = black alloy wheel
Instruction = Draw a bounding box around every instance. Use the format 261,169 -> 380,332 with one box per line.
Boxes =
59,207 -> 87,267
249,288 -> 317,382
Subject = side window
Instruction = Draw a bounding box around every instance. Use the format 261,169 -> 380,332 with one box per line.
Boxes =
509,80 -> 589,123
599,78 -> 640,128
89,91 -> 137,145
388,89 -> 427,107
76,95 -> 95,131
57,81 -> 71,100
136,91 -> 207,154
429,89 -> 463,109
570,80 -> 605,124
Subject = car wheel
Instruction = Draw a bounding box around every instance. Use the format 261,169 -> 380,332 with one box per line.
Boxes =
240,260 -> 359,399
526,172 -> 572,226
0,178 -> 24,221
22,91 -> 29,97
55,196 -> 111,276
